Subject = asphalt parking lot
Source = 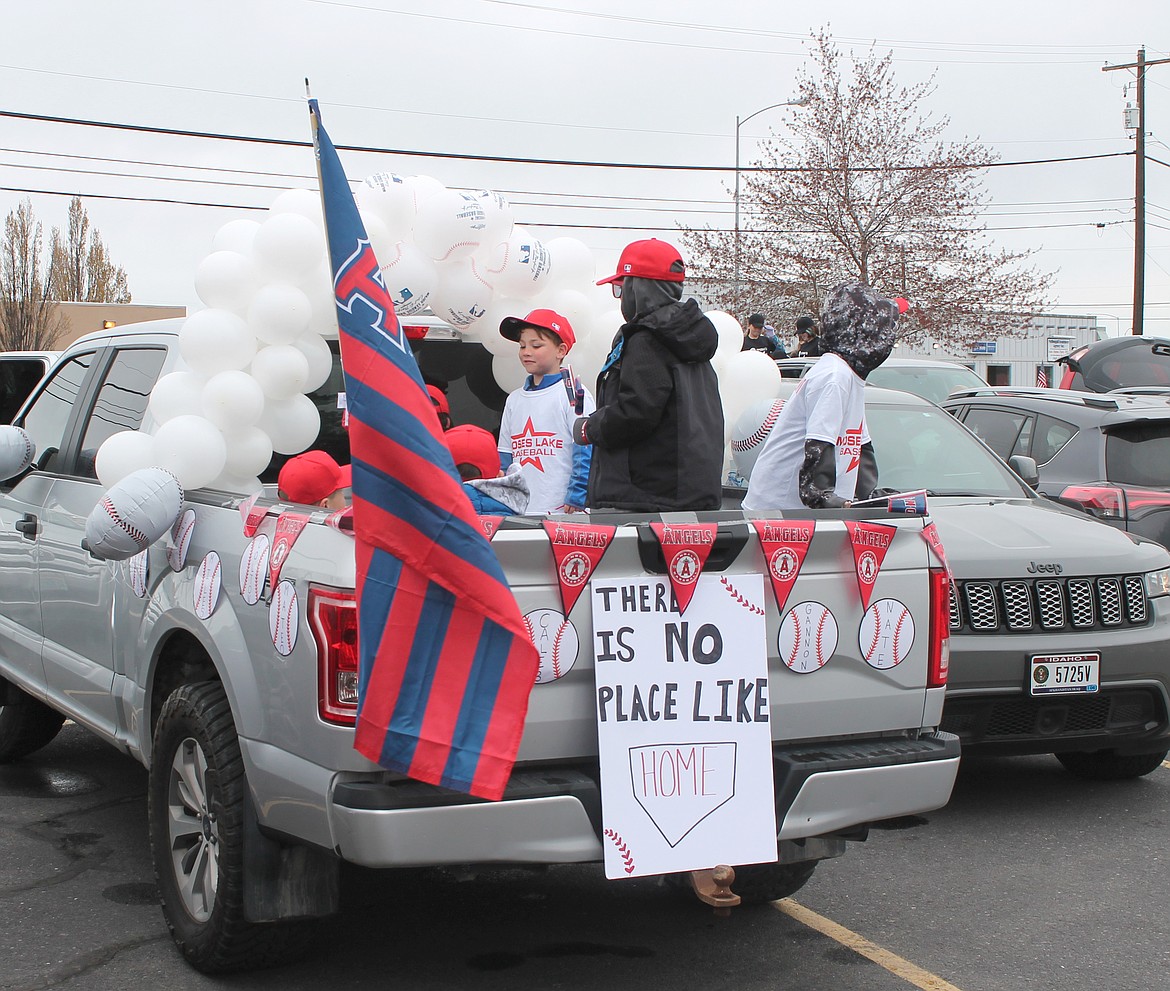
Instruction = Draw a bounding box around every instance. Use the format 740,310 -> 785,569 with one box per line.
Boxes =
2,724 -> 1167,991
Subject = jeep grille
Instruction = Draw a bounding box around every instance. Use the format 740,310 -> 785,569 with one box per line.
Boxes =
948,575 -> 1149,634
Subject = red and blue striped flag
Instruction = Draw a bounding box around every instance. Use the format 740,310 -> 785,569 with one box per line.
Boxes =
309,99 -> 538,801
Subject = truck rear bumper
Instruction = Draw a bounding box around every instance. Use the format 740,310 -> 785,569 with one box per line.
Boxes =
327,732 -> 960,869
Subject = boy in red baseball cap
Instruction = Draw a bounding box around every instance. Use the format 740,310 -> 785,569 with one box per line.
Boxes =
277,451 -> 351,510
497,307 -> 594,514
577,238 -> 724,511
445,424 -> 530,515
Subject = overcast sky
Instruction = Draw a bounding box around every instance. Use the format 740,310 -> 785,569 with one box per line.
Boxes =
2,0 -> 1168,334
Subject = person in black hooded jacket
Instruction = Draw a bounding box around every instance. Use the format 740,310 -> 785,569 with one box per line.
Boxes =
573,239 -> 724,511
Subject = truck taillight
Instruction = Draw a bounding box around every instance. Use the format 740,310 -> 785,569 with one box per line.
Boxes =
309,585 -> 358,725
928,567 -> 950,689
1060,484 -> 1127,520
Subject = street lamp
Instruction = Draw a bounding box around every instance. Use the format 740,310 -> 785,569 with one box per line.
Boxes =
734,96 -> 809,310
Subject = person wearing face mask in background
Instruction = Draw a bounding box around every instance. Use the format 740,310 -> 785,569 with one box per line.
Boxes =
573,239 -> 724,512
744,281 -> 901,511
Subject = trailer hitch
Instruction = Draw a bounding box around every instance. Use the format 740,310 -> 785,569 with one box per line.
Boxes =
688,865 -> 740,916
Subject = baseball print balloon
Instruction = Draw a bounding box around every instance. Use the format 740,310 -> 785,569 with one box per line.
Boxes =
269,579 -> 299,657
193,551 -> 222,621
167,508 -> 197,571
523,608 -> 580,684
239,532 -> 271,605
778,600 -> 839,674
859,598 -> 915,670
128,549 -> 150,599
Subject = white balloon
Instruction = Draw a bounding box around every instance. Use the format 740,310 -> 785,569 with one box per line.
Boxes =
150,415 -> 228,490
221,426 -> 274,479
362,214 -> 395,269
194,251 -> 260,314
179,309 -> 257,375
293,333 -> 335,392
545,237 -> 596,291
201,370 -> 265,430
404,174 -> 446,210
706,309 -> 748,356
248,283 -> 312,344
413,189 -> 489,262
251,344 -> 310,399
94,431 -> 155,486
84,467 -> 184,561
491,351 -> 529,393
208,471 -> 264,496
0,425 -> 35,480
430,260 -> 495,328
358,172 -> 415,240
544,289 -> 593,340
481,228 -> 552,299
718,349 -> 782,429
379,241 -> 438,316
149,371 -> 207,424
253,212 -> 324,280
269,188 -> 323,227
212,218 -> 261,256
472,189 -> 514,254
257,395 -> 321,455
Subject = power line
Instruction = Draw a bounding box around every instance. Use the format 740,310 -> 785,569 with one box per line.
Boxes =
0,110 -> 1136,173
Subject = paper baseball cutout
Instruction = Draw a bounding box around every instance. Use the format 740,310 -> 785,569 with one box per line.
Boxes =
193,551 -> 223,621
523,608 -> 580,684
269,579 -> 299,656
778,600 -> 839,674
239,533 -> 271,605
128,549 -> 150,599
0,425 -> 35,481
859,598 -> 915,670
84,467 -> 184,561
167,509 -> 197,571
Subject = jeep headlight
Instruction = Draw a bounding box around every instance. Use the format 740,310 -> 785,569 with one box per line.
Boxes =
1145,568 -> 1170,598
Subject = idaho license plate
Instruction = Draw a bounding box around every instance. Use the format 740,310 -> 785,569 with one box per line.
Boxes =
1030,653 -> 1100,695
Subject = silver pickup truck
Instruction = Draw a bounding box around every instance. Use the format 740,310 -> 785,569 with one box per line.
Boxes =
0,320 -> 959,973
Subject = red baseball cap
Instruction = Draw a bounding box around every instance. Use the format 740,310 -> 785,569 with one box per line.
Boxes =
498,308 -> 576,352
278,451 -> 352,505
597,238 -> 685,285
426,384 -> 449,417
445,425 -> 501,479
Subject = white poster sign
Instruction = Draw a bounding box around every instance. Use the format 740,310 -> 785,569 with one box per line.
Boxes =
591,573 -> 777,879
1046,336 -> 1075,362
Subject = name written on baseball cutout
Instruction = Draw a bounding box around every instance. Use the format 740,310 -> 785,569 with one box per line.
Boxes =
591,574 -> 777,879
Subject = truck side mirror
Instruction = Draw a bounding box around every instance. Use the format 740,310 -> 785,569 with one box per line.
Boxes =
1008,455 -> 1040,489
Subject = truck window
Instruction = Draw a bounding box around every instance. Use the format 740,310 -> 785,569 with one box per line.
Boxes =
17,353 -> 96,474
76,347 -> 168,479
0,357 -> 49,424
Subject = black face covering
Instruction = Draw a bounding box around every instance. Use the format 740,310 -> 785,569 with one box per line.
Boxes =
620,277 -> 684,324
819,281 -> 899,379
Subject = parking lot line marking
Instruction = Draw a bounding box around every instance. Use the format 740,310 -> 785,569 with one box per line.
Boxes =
776,899 -> 965,991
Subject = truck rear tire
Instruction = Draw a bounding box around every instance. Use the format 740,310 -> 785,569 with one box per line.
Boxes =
1055,748 -> 1168,781
148,681 -> 305,973
730,860 -> 818,905
0,677 -> 65,762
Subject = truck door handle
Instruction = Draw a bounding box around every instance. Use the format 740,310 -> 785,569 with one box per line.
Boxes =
15,513 -> 39,539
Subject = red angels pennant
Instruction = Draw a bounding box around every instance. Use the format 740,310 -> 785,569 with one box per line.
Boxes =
325,506 -> 354,533
240,492 -> 266,538
543,521 -> 617,615
479,516 -> 505,541
269,511 -> 310,590
649,522 -> 718,615
921,518 -> 953,580
751,519 -> 816,613
844,520 -> 898,610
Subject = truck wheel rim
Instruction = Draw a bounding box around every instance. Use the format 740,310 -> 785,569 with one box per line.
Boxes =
167,736 -> 219,922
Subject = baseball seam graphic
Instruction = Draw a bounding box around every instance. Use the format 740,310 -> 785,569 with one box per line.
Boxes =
720,575 -> 765,616
241,540 -> 256,595
787,612 -> 803,668
868,611 -> 882,661
552,621 -> 565,680
523,615 -> 534,645
892,609 -> 908,663
283,589 -> 296,652
102,497 -> 149,548
816,609 -> 829,667
435,240 -> 479,263
732,402 -> 782,452
603,828 -> 635,875
22,433 -> 33,467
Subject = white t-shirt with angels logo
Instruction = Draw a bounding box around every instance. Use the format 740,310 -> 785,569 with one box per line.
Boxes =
743,352 -> 869,511
499,376 -> 596,514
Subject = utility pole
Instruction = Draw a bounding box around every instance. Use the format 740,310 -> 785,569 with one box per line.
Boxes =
1103,48 -> 1170,336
